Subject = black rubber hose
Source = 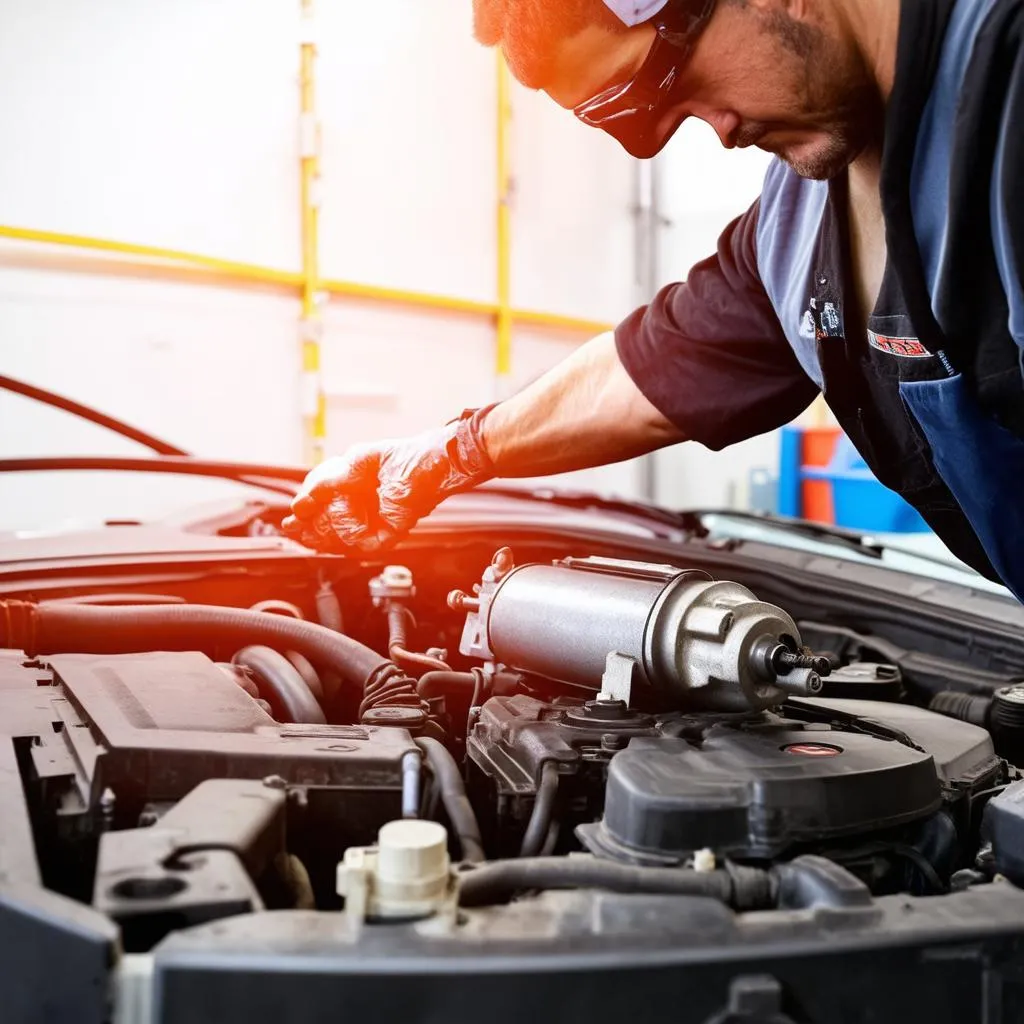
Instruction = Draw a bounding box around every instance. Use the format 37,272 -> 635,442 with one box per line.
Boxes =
233,645 -> 326,724
284,651 -> 324,702
315,580 -> 344,633
457,858 -> 777,909
0,600 -> 390,692
313,581 -> 344,704
520,762 -> 559,857
416,670 -> 477,698
930,691 -> 991,728
414,737 -> 485,863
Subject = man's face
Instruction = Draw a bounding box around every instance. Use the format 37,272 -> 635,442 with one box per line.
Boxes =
538,0 -> 881,180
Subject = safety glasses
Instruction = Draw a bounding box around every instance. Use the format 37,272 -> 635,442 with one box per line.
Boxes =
573,0 -> 717,158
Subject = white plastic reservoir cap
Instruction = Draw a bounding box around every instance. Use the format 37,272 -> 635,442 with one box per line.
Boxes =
377,819 -> 449,886
602,0 -> 671,27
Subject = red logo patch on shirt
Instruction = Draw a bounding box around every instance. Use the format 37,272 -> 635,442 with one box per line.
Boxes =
867,330 -> 930,358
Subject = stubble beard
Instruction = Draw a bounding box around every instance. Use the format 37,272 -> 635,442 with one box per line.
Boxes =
754,10 -> 882,180
778,130 -> 862,180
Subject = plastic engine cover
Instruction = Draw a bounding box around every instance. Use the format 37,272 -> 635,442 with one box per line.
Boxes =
578,717 -> 945,864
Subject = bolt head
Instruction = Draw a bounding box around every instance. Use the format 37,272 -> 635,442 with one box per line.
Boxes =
491,547 -> 515,578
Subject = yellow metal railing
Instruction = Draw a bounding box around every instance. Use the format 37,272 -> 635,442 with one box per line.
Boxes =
299,0 -> 325,464
0,9 -> 616,459
0,225 -> 302,287
495,51 -> 514,381
0,225 -> 615,337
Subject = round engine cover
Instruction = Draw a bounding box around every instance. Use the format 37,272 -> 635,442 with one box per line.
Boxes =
577,721 -> 943,864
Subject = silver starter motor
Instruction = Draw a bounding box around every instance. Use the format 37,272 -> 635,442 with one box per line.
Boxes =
449,549 -> 828,712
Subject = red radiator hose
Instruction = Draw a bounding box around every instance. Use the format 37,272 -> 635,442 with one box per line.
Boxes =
0,599 -> 391,692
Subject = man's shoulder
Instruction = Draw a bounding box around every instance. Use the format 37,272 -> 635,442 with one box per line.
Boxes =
755,160 -> 829,286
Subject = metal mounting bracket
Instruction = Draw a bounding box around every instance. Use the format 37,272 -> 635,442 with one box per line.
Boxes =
599,652 -> 643,706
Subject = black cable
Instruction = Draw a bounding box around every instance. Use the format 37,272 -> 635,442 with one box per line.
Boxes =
828,840 -> 948,895
0,456 -> 301,496
0,373 -> 188,456
520,762 -> 559,857
387,604 -> 451,674
970,784 -> 1011,803
470,667 -> 486,709
467,667 -> 487,738
457,858 -> 776,909
538,816 -> 560,857
887,843 -> 948,894
414,737 -> 485,862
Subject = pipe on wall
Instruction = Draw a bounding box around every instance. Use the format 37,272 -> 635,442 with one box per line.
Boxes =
495,51 -> 514,389
299,0 -> 325,466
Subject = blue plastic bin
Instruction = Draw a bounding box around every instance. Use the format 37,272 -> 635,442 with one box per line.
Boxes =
803,435 -> 929,533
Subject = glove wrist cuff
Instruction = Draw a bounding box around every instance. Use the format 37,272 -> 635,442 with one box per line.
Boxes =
447,403 -> 498,489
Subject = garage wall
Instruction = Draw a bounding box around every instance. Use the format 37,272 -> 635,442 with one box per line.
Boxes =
0,0 -> 777,533
653,120 -> 775,510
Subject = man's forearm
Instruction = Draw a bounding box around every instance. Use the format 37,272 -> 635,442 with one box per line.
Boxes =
481,332 -> 686,477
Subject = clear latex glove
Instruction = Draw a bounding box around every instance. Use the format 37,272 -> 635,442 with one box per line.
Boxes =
281,407 -> 495,553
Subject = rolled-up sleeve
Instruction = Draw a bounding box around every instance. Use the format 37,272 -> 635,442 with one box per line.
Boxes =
615,199 -> 818,451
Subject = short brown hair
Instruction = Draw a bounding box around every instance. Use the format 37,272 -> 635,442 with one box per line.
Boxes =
473,0 -> 628,88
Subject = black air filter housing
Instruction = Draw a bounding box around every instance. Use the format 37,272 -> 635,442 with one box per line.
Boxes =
577,699 -> 995,864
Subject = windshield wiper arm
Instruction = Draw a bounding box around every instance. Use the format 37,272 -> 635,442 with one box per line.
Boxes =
707,511 -> 980,573
0,456 -> 303,497
0,375 -> 187,456
480,484 -> 706,535
697,509 -> 885,559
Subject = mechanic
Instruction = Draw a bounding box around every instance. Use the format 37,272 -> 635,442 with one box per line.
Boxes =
283,0 -> 1024,597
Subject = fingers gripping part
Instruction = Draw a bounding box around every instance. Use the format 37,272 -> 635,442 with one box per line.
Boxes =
292,446 -> 382,521
286,406 -> 497,554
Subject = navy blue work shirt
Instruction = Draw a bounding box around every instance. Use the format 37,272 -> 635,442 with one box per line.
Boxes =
617,0 -> 1024,586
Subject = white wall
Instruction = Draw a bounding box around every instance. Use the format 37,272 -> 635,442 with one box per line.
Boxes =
0,0 -> 775,533
652,120 -> 774,510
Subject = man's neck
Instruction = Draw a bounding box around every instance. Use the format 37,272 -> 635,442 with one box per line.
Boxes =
838,0 -> 902,102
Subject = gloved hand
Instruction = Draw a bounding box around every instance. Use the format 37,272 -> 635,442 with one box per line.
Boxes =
281,406 -> 495,552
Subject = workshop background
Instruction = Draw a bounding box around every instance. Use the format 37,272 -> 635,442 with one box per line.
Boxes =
0,0 -> 788,531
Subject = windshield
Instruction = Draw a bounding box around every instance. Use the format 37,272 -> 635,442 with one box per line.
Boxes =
699,511 -> 1015,599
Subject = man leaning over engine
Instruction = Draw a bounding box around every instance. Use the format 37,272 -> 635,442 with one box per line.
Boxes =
283,0 -> 1024,598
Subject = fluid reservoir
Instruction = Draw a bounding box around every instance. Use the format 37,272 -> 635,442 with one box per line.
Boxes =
451,551 -> 826,712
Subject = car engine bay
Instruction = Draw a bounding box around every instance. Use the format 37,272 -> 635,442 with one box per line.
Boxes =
4,533 -> 1024,1020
